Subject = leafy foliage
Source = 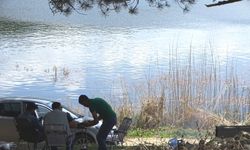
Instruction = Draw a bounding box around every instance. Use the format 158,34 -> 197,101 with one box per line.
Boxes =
48,0 -> 197,15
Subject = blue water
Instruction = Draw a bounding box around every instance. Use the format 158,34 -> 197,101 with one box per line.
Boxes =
0,0 -> 250,108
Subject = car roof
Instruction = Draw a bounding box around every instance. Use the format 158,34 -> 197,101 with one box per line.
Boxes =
0,97 -> 54,105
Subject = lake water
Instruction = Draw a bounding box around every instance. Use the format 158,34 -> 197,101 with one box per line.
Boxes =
1,1 -> 250,108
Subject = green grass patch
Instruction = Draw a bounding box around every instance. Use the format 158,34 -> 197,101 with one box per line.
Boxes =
127,127 -> 209,139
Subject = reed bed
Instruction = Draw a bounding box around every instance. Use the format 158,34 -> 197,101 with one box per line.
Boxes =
115,47 -> 250,130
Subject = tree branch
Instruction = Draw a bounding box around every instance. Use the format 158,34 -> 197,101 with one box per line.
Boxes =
206,0 -> 242,7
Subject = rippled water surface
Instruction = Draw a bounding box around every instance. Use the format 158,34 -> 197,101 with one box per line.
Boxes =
1,17 -> 250,105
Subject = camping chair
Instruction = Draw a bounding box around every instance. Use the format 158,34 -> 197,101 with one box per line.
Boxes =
15,118 -> 45,150
112,117 -> 132,146
44,123 -> 73,150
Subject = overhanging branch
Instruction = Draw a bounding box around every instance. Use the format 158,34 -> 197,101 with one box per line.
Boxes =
206,0 -> 242,7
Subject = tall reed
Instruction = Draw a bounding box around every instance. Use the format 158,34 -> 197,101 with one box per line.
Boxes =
116,46 -> 250,129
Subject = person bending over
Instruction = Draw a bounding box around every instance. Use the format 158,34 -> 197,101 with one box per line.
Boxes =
78,95 -> 117,150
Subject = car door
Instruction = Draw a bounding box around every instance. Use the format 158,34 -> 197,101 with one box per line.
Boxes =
0,101 -> 22,142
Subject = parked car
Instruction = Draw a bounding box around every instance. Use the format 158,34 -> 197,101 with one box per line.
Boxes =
0,97 -> 116,147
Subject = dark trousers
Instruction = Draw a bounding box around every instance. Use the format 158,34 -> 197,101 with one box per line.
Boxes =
97,117 -> 117,150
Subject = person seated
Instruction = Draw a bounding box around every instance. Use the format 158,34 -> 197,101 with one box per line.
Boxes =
44,102 -> 77,150
17,102 -> 45,142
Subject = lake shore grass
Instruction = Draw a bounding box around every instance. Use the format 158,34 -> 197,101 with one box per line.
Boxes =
114,48 -> 250,131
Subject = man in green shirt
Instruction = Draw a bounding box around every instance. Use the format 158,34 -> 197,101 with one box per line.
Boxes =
78,95 -> 117,150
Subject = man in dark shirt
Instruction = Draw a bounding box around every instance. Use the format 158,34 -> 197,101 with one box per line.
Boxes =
17,102 -> 45,142
78,95 -> 117,150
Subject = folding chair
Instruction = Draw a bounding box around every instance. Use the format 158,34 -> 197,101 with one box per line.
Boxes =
15,118 -> 44,150
112,117 -> 132,146
44,123 -> 72,150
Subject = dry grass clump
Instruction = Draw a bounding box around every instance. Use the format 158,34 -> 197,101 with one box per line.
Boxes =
180,107 -> 234,129
136,96 -> 165,129
115,80 -> 134,124
116,100 -> 133,124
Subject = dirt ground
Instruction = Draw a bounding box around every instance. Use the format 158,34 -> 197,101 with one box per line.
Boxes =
124,133 -> 250,150
124,137 -> 199,146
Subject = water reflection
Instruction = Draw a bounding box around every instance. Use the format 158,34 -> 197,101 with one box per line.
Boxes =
0,18 -> 250,104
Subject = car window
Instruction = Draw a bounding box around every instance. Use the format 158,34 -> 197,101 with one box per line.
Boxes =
0,102 -> 21,117
36,105 -> 51,118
